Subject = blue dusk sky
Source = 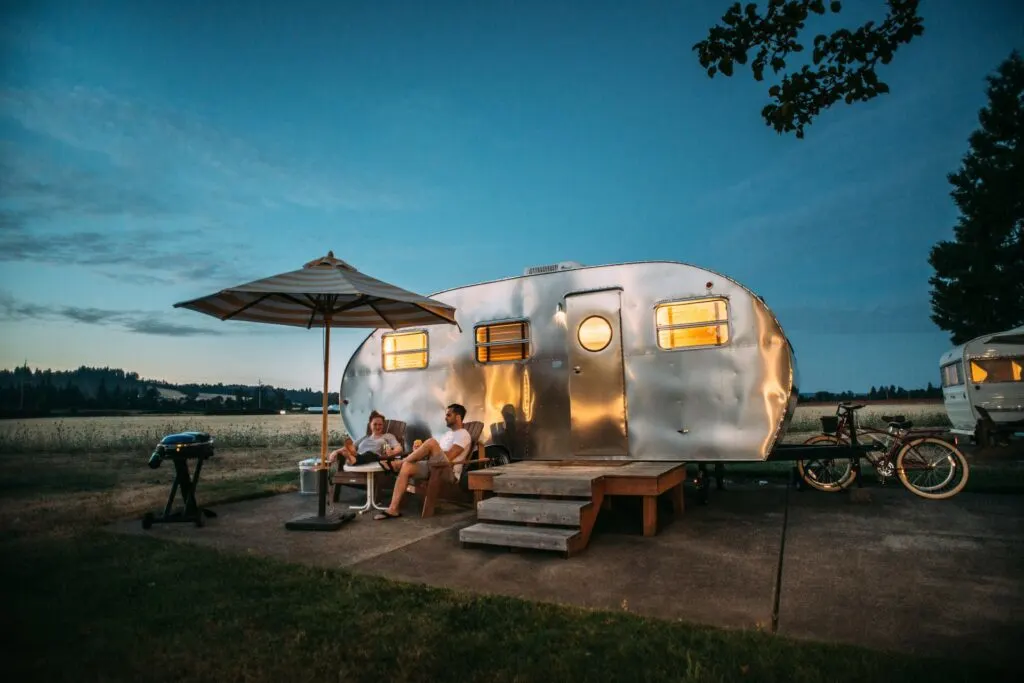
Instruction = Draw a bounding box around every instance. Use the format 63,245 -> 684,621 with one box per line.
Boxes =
1,0 -> 1021,393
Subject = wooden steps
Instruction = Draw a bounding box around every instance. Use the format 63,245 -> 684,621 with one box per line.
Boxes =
459,523 -> 580,552
476,497 -> 591,525
490,476 -> 594,497
459,471 -> 605,557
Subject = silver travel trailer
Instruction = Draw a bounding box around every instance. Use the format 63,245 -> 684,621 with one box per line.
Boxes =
338,261 -> 799,463
939,324 -> 1024,445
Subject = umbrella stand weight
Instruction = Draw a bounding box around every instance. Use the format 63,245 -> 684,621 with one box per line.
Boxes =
284,463 -> 356,530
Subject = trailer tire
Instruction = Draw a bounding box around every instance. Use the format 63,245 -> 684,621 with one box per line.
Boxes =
975,419 -> 993,449
483,444 -> 511,468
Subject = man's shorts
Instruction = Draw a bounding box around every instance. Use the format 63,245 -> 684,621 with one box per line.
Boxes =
413,454 -> 453,482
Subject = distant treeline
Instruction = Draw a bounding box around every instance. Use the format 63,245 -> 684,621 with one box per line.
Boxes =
797,384 -> 943,403
0,365 -> 338,418
0,364 -> 944,418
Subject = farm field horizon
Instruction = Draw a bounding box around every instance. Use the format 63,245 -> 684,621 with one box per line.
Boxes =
0,400 -> 952,455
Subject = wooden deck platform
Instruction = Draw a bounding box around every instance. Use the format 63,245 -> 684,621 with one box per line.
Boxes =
466,460 -> 687,542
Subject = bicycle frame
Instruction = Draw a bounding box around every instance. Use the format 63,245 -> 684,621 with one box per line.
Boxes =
820,403 -> 958,483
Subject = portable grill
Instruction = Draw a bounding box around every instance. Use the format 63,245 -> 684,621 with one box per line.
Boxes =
142,431 -> 217,529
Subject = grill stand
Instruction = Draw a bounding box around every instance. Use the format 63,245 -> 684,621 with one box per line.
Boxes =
142,456 -> 217,529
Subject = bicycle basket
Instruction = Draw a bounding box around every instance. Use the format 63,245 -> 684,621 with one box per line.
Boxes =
820,416 -> 840,433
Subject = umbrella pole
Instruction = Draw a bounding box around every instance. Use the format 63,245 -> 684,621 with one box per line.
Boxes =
284,312 -> 353,531
318,319 -> 330,517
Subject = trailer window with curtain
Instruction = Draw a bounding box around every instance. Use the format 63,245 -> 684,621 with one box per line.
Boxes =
969,357 -> 1023,384
655,297 -> 730,349
941,360 -> 965,387
382,330 -> 428,370
475,320 -> 530,363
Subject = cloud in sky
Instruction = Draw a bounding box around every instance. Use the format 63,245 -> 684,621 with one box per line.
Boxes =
1,85 -> 416,213
0,290 -> 227,337
0,83 -> 427,287
0,210 -> 247,286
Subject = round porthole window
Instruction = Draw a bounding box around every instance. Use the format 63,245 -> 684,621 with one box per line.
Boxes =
578,316 -> 612,352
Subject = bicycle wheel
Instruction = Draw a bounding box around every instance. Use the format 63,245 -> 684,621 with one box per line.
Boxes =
895,437 -> 969,500
797,434 -> 856,492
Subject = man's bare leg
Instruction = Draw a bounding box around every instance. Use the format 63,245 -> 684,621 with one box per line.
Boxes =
381,438 -> 442,515
400,438 -> 441,464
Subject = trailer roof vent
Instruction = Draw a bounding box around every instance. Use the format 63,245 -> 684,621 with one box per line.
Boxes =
523,261 -> 584,276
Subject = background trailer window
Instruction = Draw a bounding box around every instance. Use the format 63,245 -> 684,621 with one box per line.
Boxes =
941,360 -> 965,387
969,357 -> 1023,384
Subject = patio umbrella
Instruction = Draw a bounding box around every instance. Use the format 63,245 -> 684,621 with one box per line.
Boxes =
173,251 -> 459,531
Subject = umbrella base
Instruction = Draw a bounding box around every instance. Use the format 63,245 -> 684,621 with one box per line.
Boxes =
285,510 -> 355,531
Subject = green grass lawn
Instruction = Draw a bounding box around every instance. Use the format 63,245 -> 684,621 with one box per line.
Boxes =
2,531 -> 1007,683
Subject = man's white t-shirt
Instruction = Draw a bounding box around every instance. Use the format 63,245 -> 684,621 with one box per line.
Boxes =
438,427 -> 473,477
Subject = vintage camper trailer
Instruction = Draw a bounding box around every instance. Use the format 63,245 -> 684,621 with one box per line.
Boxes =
338,261 -> 799,463
939,324 -> 1024,445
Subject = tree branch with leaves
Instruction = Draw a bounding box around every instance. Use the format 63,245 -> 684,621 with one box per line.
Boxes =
693,0 -> 924,137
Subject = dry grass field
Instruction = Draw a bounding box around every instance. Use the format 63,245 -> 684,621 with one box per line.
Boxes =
0,401 -> 951,535
0,445 -> 309,535
0,402 -> 951,455
0,413 -> 351,454
785,401 -> 950,434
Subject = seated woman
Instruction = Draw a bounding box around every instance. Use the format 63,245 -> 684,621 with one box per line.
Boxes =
328,410 -> 402,468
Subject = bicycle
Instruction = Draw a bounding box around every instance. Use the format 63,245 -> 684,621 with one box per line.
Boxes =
795,402 -> 970,500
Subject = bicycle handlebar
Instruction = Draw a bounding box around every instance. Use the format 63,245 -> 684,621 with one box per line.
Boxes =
838,402 -> 866,411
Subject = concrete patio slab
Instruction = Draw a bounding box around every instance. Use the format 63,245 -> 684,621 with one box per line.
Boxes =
354,490 -> 785,630
108,487 -> 475,569
105,480 -> 1024,668
778,486 -> 1024,667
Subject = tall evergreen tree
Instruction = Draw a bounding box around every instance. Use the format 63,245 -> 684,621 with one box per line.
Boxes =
928,50 -> 1024,344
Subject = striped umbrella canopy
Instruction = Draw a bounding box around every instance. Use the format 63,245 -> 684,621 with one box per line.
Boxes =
173,252 -> 459,521
173,251 -> 458,330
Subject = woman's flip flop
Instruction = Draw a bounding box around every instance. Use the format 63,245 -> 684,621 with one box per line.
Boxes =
373,511 -> 402,521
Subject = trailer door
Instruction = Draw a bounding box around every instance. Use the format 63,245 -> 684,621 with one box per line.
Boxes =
565,289 -> 628,457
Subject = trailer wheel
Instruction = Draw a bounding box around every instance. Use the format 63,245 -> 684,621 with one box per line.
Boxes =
797,435 -> 857,492
483,445 -> 511,468
975,419 -> 993,449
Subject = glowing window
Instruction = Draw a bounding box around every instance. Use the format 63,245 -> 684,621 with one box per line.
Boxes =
970,357 -> 1024,384
655,297 -> 730,349
475,321 -> 530,363
382,331 -> 428,371
578,316 -> 613,352
941,361 -> 964,387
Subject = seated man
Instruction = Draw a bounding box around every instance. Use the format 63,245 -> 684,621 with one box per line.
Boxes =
328,410 -> 402,467
373,403 -> 471,520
